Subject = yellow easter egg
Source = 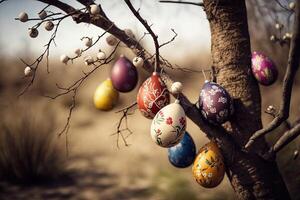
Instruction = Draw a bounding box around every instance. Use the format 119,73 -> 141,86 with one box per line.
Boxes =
192,141 -> 225,188
93,78 -> 119,110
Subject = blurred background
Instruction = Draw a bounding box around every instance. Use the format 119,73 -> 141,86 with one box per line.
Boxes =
0,0 -> 299,199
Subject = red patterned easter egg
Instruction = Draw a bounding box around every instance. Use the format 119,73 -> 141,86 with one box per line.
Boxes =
111,55 -> 138,93
137,72 -> 170,119
251,51 -> 278,86
199,81 -> 234,125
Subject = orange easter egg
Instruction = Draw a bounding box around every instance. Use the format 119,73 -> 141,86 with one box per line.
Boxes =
192,141 -> 225,188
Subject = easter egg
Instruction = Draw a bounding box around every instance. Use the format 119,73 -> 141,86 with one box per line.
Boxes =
192,141 -> 225,188
137,72 -> 170,119
251,51 -> 278,86
150,100 -> 186,148
199,81 -> 234,124
93,78 -> 119,111
111,55 -> 138,93
168,132 -> 196,168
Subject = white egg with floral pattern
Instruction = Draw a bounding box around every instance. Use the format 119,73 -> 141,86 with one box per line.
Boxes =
150,99 -> 186,148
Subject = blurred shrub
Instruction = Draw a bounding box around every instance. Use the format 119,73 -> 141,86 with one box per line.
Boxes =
150,169 -> 198,200
0,102 -> 66,184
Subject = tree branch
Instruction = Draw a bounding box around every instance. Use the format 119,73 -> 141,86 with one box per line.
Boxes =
45,41 -> 121,137
159,0 -> 204,7
272,122 -> 300,153
124,0 -> 160,71
76,0 -> 94,6
18,13 -> 71,96
0,0 -> 8,4
37,0 -> 78,15
245,1 -> 300,150
112,102 -> 138,148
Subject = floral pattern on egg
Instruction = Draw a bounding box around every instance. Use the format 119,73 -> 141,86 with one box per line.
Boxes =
151,101 -> 186,148
137,72 -> 170,119
192,141 -> 225,188
251,51 -> 278,86
199,81 -> 234,124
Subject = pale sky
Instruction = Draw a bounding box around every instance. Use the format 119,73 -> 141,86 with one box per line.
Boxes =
0,0 -> 210,60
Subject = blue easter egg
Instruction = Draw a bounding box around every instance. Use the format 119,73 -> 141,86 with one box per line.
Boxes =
168,132 -> 196,168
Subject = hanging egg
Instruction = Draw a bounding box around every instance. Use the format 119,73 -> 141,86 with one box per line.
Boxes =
251,51 -> 278,86
199,81 -> 234,124
168,132 -> 196,168
137,72 -> 170,119
93,78 -> 119,111
150,100 -> 186,148
111,55 -> 138,93
192,141 -> 225,188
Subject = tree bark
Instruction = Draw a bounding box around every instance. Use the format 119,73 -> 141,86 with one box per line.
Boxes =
202,0 -> 291,199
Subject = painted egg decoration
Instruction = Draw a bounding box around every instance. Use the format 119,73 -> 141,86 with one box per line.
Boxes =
199,81 -> 234,124
192,141 -> 225,188
137,72 -> 170,119
251,51 -> 278,86
168,132 -> 196,168
111,55 -> 138,93
151,100 -> 186,148
93,78 -> 119,111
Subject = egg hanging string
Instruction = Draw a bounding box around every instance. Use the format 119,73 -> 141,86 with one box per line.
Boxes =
201,68 -> 208,81
175,91 -> 179,100
154,56 -> 158,73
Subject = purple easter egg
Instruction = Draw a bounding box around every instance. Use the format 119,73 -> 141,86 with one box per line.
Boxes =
111,55 -> 138,93
199,81 -> 234,124
251,51 -> 278,86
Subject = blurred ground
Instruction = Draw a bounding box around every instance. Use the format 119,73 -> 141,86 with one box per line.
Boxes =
0,51 -> 299,200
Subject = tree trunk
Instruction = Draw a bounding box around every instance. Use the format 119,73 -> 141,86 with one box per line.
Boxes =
202,0 -> 291,199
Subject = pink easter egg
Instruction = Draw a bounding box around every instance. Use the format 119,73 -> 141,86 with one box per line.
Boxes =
251,52 -> 278,86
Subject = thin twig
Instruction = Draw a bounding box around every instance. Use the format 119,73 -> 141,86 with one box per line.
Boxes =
44,42 -> 121,137
18,10 -> 84,96
159,29 -> 178,48
159,0 -> 204,7
272,122 -> 300,153
112,103 -> 137,148
116,102 -> 137,113
124,0 -> 161,71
